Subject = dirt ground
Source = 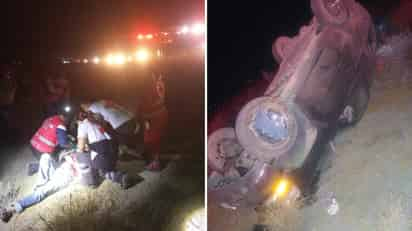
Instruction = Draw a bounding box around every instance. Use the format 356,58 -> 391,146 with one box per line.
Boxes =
0,56 -> 205,231
208,57 -> 412,230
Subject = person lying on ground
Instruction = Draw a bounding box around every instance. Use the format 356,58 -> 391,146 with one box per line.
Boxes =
0,152 -> 87,223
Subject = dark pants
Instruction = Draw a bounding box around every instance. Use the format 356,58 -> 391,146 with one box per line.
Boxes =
30,146 -> 42,160
115,118 -> 142,149
89,139 -> 118,173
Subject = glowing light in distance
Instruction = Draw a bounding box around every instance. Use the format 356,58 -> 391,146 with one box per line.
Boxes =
137,34 -> 144,40
146,34 -> 153,39
93,57 -> 100,64
135,48 -> 150,63
105,54 -> 114,65
191,23 -> 205,35
83,59 -> 89,64
113,53 -> 126,65
181,25 -> 189,34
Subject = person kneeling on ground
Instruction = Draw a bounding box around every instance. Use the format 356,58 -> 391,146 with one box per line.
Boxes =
80,100 -> 141,157
76,111 -> 130,189
0,151 -> 88,223
28,106 -> 73,188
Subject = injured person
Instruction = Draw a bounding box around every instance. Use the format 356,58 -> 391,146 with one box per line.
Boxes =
1,149 -> 130,223
0,152 -> 84,223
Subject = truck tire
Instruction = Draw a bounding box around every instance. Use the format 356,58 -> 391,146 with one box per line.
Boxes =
311,0 -> 351,26
208,127 -> 243,172
235,97 -> 299,163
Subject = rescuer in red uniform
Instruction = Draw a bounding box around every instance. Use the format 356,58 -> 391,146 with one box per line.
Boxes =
139,70 -> 168,171
29,106 -> 72,188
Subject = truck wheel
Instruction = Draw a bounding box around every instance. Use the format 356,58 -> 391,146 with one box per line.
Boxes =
208,127 -> 243,172
340,83 -> 369,126
311,0 -> 351,26
235,97 -> 299,163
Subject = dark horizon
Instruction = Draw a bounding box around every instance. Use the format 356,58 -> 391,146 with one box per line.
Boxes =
0,0 -> 204,60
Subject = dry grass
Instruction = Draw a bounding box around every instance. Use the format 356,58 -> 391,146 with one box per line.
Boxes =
14,190 -> 124,231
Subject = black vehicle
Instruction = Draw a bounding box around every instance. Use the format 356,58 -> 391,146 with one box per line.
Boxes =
208,0 -> 377,209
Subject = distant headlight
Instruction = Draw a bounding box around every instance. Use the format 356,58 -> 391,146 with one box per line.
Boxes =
191,23 -> 205,35
92,57 -> 100,64
106,53 -> 126,65
113,54 -> 126,65
105,54 -> 114,65
135,48 -> 151,63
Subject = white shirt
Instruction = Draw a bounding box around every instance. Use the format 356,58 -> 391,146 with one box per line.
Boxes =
88,100 -> 134,129
77,119 -> 111,144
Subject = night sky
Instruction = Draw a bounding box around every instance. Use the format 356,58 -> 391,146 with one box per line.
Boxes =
0,0 -> 204,60
207,0 -> 401,113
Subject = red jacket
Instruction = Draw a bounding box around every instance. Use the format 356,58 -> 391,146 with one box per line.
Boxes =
140,77 -> 166,119
31,115 -> 65,153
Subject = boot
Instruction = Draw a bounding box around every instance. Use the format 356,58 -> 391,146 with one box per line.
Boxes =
120,174 -> 131,190
0,207 -> 14,223
105,171 -> 131,190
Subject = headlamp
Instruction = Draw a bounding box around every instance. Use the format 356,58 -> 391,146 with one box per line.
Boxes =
64,106 -> 71,113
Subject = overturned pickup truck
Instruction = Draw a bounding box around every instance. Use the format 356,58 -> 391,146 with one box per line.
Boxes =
208,0 -> 377,209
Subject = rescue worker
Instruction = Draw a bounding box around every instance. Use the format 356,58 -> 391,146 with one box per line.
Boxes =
28,106 -> 72,188
80,100 -> 140,155
138,70 -> 168,171
76,110 -> 130,188
0,152 -> 92,223
44,67 -> 70,118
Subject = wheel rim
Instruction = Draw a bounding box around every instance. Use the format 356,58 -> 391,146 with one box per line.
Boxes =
251,107 -> 289,144
236,97 -> 299,162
